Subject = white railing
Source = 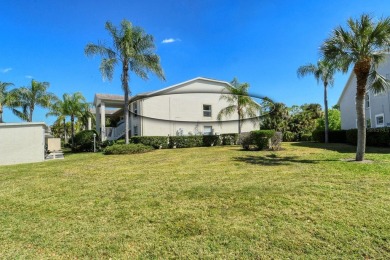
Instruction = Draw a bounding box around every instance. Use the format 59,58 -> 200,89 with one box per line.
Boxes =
107,123 -> 127,140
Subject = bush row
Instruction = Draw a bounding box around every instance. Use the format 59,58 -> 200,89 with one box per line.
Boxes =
103,133 -> 240,149
312,128 -> 390,147
312,130 -> 347,143
104,143 -> 154,155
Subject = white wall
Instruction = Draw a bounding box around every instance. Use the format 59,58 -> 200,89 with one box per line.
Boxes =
134,79 -> 258,136
0,123 -> 46,166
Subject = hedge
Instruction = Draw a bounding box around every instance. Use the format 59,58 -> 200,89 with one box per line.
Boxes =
131,136 -> 169,149
312,130 -> 347,143
169,136 -> 203,148
313,128 -> 390,147
241,130 -> 275,150
202,135 -> 222,146
220,133 -> 239,145
103,143 -> 154,155
347,128 -> 390,147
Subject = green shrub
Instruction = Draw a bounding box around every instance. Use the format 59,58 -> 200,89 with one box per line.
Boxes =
240,130 -> 275,150
72,130 -> 99,152
313,130 -> 347,143
251,130 -> 275,150
131,136 -> 169,149
346,128 -> 390,147
115,139 -> 126,145
239,132 -> 252,150
346,129 -> 358,145
202,135 -> 222,146
100,140 -> 115,148
283,131 -> 296,142
300,133 -> 313,142
221,133 -> 239,145
270,132 -> 283,151
169,136 -> 203,148
103,143 -> 154,155
366,127 -> 390,147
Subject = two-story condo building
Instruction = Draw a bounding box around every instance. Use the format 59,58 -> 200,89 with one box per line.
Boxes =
338,55 -> 390,129
93,77 -> 260,141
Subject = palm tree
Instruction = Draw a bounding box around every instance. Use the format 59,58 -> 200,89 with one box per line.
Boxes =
85,19 -> 165,144
0,81 -> 16,123
297,60 -> 336,143
321,14 -> 390,161
217,78 -> 261,133
67,93 -> 90,147
47,94 -> 69,144
47,92 -> 90,147
11,80 -> 57,122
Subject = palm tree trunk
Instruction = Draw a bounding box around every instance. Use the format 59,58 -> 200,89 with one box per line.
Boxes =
63,118 -> 67,144
122,62 -> 130,144
238,111 -> 241,134
355,93 -> 366,161
354,60 -> 370,161
29,107 -> 33,122
0,103 -> 3,123
324,83 -> 329,143
71,115 -> 75,148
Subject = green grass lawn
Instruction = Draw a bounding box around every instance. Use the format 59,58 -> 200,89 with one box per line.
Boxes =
0,142 -> 389,258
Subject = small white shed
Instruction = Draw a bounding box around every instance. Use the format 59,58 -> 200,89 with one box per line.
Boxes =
0,122 -> 47,166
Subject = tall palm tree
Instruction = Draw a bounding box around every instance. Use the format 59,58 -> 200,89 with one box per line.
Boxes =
217,78 -> 261,134
0,81 -> 15,123
85,19 -> 165,144
47,93 -> 69,144
321,14 -> 390,161
11,79 -> 57,122
68,93 -> 89,147
297,60 -> 336,143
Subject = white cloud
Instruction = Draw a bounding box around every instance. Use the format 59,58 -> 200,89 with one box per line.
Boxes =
25,75 -> 33,79
1,68 -> 12,73
161,38 -> 181,44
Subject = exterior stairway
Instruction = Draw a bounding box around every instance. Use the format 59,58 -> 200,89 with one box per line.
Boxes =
106,122 -> 127,140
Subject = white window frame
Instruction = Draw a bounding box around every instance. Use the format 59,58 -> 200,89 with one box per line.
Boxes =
365,93 -> 370,108
133,102 -> 138,117
133,125 -> 138,136
203,126 -> 213,135
375,113 -> 384,127
203,104 -> 212,117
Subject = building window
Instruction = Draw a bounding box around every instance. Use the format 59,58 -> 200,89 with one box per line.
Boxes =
203,105 -> 212,117
133,102 -> 138,117
365,93 -> 370,108
375,114 -> 384,127
134,125 -> 138,136
204,126 -> 213,135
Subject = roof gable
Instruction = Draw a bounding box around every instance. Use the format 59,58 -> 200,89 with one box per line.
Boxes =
131,77 -> 231,101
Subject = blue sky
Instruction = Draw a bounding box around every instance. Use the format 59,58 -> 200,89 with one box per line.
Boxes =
2,0 -> 390,124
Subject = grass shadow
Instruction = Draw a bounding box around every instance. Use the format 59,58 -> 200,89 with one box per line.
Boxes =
290,142 -> 390,154
233,154 -> 338,166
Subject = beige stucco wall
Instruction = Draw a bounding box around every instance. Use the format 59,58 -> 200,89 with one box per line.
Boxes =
0,123 -> 46,166
133,79 -> 258,136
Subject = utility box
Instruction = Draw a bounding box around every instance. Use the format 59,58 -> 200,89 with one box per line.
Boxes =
0,122 -> 47,166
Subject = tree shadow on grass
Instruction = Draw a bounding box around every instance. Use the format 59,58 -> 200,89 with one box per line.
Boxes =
233,154 -> 338,166
290,142 -> 390,154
